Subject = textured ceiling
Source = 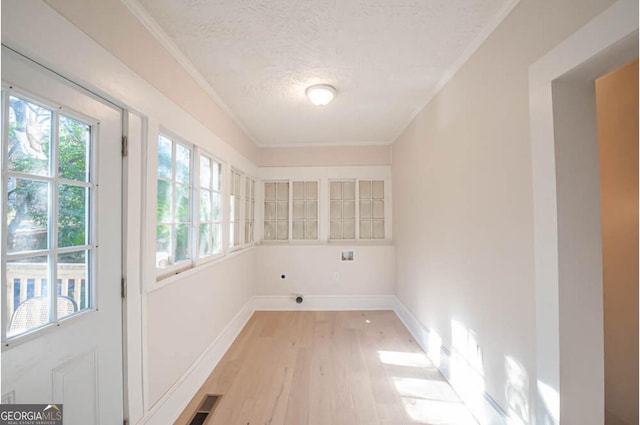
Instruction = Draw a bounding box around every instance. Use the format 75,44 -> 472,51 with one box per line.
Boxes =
134,0 -> 513,146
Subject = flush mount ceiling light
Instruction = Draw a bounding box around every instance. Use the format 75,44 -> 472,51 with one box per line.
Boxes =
306,84 -> 336,106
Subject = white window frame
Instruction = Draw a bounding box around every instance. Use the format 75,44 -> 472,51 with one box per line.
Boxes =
229,167 -> 244,251
262,179 -> 321,242
329,178 -> 386,241
194,150 -> 224,265
262,180 -> 290,242
357,179 -> 385,240
155,134 -> 194,278
1,87 -> 98,340
291,180 -> 319,241
243,176 -> 256,246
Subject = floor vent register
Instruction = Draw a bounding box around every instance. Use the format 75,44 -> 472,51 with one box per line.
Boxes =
188,394 -> 221,425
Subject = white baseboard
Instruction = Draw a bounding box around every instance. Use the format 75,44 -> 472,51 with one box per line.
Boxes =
139,299 -> 254,425
252,294 -> 397,311
392,298 -> 508,425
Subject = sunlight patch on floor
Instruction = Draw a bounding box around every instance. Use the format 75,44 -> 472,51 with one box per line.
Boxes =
392,377 -> 460,403
401,397 -> 479,425
378,350 -> 432,368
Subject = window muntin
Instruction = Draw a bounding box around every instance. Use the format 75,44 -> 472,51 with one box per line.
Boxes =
156,135 -> 192,269
292,181 -> 318,240
3,93 -> 94,338
359,180 -> 385,239
197,154 -> 222,258
263,181 -> 289,241
329,180 -> 356,240
244,177 -> 255,244
229,169 -> 242,248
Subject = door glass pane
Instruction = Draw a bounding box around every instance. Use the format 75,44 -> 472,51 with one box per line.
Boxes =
57,251 -> 88,319
58,115 -> 90,181
7,178 -> 49,253
6,255 -> 49,338
58,184 -> 87,247
8,96 -> 52,176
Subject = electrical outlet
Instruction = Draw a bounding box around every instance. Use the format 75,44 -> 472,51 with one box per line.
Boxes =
333,272 -> 340,281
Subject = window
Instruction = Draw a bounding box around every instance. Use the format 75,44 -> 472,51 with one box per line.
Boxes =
292,181 -> 318,240
229,169 -> 242,248
330,179 -> 385,240
359,180 -> 385,239
263,181 -> 289,241
330,180 -> 356,239
198,154 -> 222,258
156,135 -> 192,270
3,93 -> 94,337
244,177 -> 255,244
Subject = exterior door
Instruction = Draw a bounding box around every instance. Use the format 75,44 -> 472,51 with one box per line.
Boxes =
1,47 -> 124,424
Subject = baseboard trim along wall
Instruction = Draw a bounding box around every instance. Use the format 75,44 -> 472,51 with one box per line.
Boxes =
252,294 -> 398,310
138,294 -> 507,425
393,298 -> 509,425
140,300 -> 255,425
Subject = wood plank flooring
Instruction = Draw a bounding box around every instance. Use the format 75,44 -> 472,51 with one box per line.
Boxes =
174,310 -> 479,425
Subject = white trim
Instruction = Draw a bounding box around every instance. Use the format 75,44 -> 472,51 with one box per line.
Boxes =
392,298 -> 508,425
252,294 -> 396,311
138,299 -> 254,425
119,0 -> 260,148
528,2 -> 638,424
255,140 -> 393,148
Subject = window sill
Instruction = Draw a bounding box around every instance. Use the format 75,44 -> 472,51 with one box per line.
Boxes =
151,245 -> 256,292
257,239 -> 394,247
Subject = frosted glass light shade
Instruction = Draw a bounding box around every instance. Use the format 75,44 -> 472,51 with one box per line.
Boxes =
306,84 -> 336,106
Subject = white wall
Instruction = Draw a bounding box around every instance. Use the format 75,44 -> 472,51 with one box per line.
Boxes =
254,165 -> 395,300
254,245 -> 395,297
2,2 -> 258,422
391,0 -> 616,422
146,250 -> 255,405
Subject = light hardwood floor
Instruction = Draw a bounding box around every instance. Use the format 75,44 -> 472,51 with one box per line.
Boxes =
174,310 -> 479,425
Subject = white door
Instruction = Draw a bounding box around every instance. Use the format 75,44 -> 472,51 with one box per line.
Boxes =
1,47 -> 124,424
